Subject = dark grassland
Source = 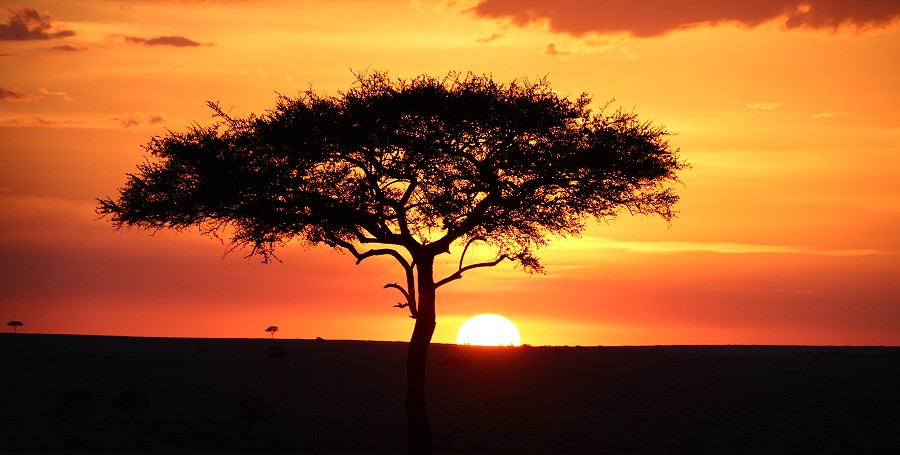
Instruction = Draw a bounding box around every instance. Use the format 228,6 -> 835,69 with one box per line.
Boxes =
3,334 -> 898,454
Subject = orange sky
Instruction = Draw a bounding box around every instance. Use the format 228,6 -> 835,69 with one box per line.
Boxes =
2,0 -> 899,346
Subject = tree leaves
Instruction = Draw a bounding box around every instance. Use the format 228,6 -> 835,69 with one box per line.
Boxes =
98,71 -> 686,273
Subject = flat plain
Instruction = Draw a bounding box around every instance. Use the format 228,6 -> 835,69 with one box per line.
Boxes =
2,333 -> 898,454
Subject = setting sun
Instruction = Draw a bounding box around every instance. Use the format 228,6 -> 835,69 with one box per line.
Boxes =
456,314 -> 522,346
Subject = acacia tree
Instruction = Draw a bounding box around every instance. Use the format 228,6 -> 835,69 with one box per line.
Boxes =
265,325 -> 278,338
7,321 -> 23,334
97,72 -> 685,454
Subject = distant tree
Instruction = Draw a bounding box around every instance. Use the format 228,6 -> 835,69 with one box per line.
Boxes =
265,325 -> 278,338
97,71 -> 686,454
7,321 -> 23,334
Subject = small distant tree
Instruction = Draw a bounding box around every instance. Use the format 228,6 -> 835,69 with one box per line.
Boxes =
265,325 -> 278,338
7,321 -> 23,334
97,71 -> 686,454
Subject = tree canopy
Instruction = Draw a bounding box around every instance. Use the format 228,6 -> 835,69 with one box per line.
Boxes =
99,72 -> 684,298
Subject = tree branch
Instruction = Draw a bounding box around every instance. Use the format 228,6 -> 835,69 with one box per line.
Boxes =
384,282 -> 417,318
325,232 -> 420,318
435,254 -> 508,288
434,190 -> 498,251
392,177 -> 418,240
458,236 -> 484,271
325,233 -> 412,269
356,247 -> 412,266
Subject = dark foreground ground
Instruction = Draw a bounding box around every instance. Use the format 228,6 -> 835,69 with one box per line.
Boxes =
2,334 -> 898,454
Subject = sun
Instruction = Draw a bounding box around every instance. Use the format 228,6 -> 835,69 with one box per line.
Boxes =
456,314 -> 522,346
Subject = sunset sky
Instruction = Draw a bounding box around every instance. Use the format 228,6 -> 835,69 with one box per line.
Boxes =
2,0 -> 899,346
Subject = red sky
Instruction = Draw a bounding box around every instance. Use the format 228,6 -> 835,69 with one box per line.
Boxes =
2,0 -> 899,346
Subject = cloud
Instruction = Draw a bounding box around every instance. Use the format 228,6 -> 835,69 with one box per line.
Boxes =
0,87 -> 73,102
3,113 -> 165,129
467,1 -> 900,37
540,36 -> 639,60
556,236 -> 883,257
38,88 -> 74,102
746,102 -> 782,110
0,86 -> 39,102
784,1 -> 900,30
113,113 -> 167,128
0,6 -> 75,41
812,109 -> 851,118
117,34 -> 209,47
51,44 -> 87,52
476,31 -> 505,43
542,42 -> 569,56
2,116 -> 83,127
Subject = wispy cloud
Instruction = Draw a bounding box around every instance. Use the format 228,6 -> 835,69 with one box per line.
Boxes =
2,113 -> 167,129
114,34 -> 210,47
542,43 -> 569,56
468,1 -> 900,38
557,236 -> 883,257
540,35 -> 639,60
38,88 -> 73,102
1,87 -> 73,102
746,102 -> 782,110
0,6 -> 75,41
2,116 -> 83,127
812,109 -> 850,118
113,113 -> 167,129
476,30 -> 505,43
51,44 -> 87,52
0,86 -> 39,102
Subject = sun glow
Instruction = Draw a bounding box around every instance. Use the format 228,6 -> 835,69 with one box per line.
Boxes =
456,314 -> 522,346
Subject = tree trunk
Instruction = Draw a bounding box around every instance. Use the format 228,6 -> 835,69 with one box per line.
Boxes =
406,261 -> 437,454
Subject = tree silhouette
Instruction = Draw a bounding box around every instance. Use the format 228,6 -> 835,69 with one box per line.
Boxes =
265,325 -> 278,338
7,321 -> 23,334
97,71 -> 686,454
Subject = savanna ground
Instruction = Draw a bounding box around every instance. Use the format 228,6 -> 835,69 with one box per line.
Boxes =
2,333 -> 898,454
